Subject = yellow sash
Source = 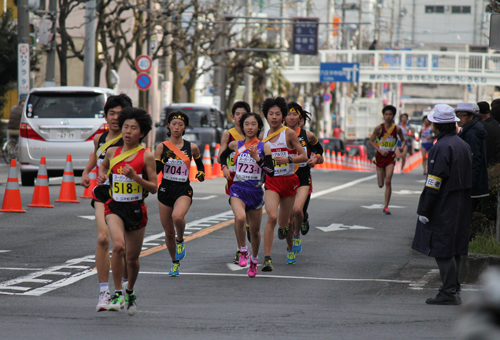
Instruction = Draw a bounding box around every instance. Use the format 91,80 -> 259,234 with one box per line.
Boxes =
96,133 -> 122,159
107,145 -> 144,177
376,124 -> 395,147
262,126 -> 288,143
228,128 -> 244,141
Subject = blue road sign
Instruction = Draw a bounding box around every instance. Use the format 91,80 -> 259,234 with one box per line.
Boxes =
136,73 -> 152,91
292,17 -> 319,55
324,93 -> 331,102
320,63 -> 360,82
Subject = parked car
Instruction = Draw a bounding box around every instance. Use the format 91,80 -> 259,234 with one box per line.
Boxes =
18,86 -> 117,186
155,103 -> 226,159
349,138 -> 377,160
320,138 -> 346,156
346,144 -> 368,159
408,118 -> 423,152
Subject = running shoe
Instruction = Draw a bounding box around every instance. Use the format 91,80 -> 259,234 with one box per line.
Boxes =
277,225 -> 289,240
169,261 -> 180,277
292,235 -> 302,254
125,290 -> 137,316
238,250 -> 249,267
286,250 -> 296,264
262,256 -> 274,272
175,240 -> 186,260
383,207 -> 391,215
301,219 -> 310,236
108,292 -> 125,311
233,250 -> 241,264
248,258 -> 258,278
246,223 -> 251,243
96,291 -> 110,312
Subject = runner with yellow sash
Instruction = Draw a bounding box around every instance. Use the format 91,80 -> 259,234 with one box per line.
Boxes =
368,105 -> 406,215
259,97 -> 307,272
96,107 -> 157,316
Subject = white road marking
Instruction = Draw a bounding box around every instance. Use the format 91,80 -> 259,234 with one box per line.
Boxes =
0,267 -> 44,271
393,190 -> 421,195
361,204 -> 406,210
416,179 -> 426,183
140,271 -> 412,284
192,195 -> 218,200
78,215 -> 95,220
311,174 -> 376,199
316,223 -> 373,232
0,250 -> 11,253
408,269 -> 439,290
227,263 -> 249,271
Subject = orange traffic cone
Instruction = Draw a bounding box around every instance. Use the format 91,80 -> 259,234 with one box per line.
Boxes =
202,145 -> 214,179
28,157 -> 54,208
189,158 -> 199,182
56,155 -> 80,203
331,151 -> 338,170
213,143 -> 223,177
80,165 -> 97,199
0,159 -> 26,213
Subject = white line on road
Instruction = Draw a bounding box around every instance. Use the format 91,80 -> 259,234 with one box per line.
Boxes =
0,250 -> 11,253
140,271 -> 412,284
311,174 -> 376,199
192,195 -> 218,200
0,267 -> 44,271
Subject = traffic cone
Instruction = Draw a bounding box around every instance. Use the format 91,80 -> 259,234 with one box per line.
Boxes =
189,158 -> 199,182
80,158 -> 97,198
337,152 -> 343,170
0,159 -> 25,213
213,143 -> 223,177
202,145 -> 214,179
28,157 -> 54,208
330,151 -> 337,170
56,155 -> 80,203
355,156 -> 362,171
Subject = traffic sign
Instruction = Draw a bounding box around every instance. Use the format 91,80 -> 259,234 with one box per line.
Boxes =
136,73 -> 152,91
324,92 -> 331,102
135,55 -> 152,73
18,43 -> 30,94
292,17 -> 319,55
320,62 -> 360,82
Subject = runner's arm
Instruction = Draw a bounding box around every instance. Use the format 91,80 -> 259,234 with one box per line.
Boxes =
217,131 -> 230,163
307,131 -> 324,164
80,135 -> 101,187
96,147 -> 116,185
287,129 -> 307,163
191,143 -> 205,182
258,143 -> 274,177
154,143 -> 164,174
368,126 -> 383,153
219,141 -> 237,166
397,126 -> 406,149
134,151 -> 158,194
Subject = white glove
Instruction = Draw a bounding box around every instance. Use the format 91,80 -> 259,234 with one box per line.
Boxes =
418,215 -> 429,224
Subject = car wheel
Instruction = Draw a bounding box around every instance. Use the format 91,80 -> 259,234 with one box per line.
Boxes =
21,172 -> 36,186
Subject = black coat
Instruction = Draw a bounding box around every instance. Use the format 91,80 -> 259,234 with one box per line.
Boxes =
412,131 -> 472,258
458,118 -> 489,197
479,116 -> 500,166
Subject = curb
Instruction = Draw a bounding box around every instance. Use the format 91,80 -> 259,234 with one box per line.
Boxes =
461,253 -> 500,283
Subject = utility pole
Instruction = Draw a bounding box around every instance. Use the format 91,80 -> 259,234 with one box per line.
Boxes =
390,0 -> 395,48
411,0 -> 415,45
341,0 -> 346,49
326,0 -> 334,49
83,0 -> 96,87
45,0 -> 57,87
358,0 -> 362,50
17,0 -> 30,96
244,0 -> 253,108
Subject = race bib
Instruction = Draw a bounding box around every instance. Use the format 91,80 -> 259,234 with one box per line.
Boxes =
228,151 -> 237,172
271,148 -> 290,176
163,159 -> 189,182
112,174 -> 143,202
379,137 -> 397,152
236,154 -> 262,181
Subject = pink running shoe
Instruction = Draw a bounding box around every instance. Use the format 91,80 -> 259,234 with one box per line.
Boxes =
238,250 -> 249,267
247,258 -> 258,277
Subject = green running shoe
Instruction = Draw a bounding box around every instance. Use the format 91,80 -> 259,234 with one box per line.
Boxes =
277,225 -> 289,240
301,219 -> 310,236
261,256 -> 274,272
125,290 -> 137,316
292,235 -> 302,254
108,292 -> 124,311
175,240 -> 186,260
233,250 -> 241,264
286,250 -> 296,264
169,261 -> 180,277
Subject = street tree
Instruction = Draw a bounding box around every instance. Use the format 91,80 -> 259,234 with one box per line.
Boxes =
0,10 -> 18,113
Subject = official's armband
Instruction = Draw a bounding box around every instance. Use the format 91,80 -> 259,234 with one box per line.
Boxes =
425,175 -> 442,190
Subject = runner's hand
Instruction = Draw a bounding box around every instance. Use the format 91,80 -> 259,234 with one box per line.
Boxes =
248,145 -> 259,160
196,171 -> 205,182
222,167 -> 232,180
274,156 -> 288,165
121,164 -> 137,179
81,173 -> 90,188
379,150 -> 388,157
96,174 -> 107,185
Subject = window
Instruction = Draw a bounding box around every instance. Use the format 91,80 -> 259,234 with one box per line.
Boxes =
425,5 -> 445,13
452,6 -> 471,13
27,93 -> 105,119
435,6 -> 444,13
425,5 -> 434,13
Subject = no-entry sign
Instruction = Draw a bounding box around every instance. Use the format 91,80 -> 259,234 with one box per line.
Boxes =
136,73 -> 152,91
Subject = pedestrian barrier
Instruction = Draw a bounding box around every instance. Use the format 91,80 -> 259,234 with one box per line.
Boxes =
189,158 -> 199,182
0,159 -> 26,213
202,144 -> 214,180
56,155 -> 80,203
80,154 -> 97,199
28,157 -> 54,208
213,143 -> 223,177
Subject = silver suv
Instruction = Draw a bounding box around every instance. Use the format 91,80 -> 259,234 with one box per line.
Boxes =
18,86 -> 117,186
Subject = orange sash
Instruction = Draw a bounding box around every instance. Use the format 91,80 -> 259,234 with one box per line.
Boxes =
294,127 -> 301,136
233,137 -> 260,164
162,141 -> 190,169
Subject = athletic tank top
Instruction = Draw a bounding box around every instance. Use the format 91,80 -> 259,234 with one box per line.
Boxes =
96,131 -> 123,185
421,126 -> 433,144
263,129 -> 295,176
377,124 -> 397,152
234,141 -> 266,188
109,147 -> 146,203
399,123 -> 412,142
160,140 -> 192,185
295,128 -> 311,177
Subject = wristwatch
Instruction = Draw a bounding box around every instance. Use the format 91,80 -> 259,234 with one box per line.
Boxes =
288,156 -> 293,163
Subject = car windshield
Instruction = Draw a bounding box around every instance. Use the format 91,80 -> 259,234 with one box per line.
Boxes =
167,107 -> 215,128
27,92 -> 106,119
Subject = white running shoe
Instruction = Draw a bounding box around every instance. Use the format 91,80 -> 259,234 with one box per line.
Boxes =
96,291 -> 110,312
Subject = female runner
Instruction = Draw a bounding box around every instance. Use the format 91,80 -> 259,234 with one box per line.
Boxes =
420,115 -> 433,175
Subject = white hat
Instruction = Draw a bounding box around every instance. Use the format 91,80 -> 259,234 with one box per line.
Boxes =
455,102 -> 477,115
427,104 -> 460,123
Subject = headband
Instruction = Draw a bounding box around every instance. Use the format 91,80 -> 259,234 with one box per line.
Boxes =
289,107 -> 301,115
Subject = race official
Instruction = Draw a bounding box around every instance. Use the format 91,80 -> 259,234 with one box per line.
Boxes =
412,104 -> 472,306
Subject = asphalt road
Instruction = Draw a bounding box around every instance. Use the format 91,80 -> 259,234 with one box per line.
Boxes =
0,159 -> 479,339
